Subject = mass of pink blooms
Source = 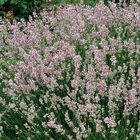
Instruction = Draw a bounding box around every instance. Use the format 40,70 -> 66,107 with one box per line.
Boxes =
0,1 -> 140,140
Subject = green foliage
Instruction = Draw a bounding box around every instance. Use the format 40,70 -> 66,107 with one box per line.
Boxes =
0,0 -> 45,19
0,0 -> 6,5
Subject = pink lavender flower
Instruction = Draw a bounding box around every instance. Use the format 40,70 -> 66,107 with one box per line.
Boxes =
47,120 -> 57,128
104,117 -> 117,128
97,79 -> 107,96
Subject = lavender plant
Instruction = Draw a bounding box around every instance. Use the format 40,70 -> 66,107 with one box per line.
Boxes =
0,1 -> 140,140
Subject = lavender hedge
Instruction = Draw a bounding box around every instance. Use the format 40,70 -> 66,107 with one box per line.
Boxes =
0,1 -> 140,140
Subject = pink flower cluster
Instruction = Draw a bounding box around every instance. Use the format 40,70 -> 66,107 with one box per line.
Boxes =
0,1 -> 140,140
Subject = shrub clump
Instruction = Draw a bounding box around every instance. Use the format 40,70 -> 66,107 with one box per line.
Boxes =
0,1 -> 140,140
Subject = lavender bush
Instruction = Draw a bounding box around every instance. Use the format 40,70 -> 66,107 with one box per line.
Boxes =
0,1 -> 140,140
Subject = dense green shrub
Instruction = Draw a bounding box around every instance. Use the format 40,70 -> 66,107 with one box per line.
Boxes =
0,0 -> 47,19
0,0 -> 63,19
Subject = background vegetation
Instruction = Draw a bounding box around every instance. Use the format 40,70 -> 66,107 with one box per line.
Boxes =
0,0 -> 131,19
